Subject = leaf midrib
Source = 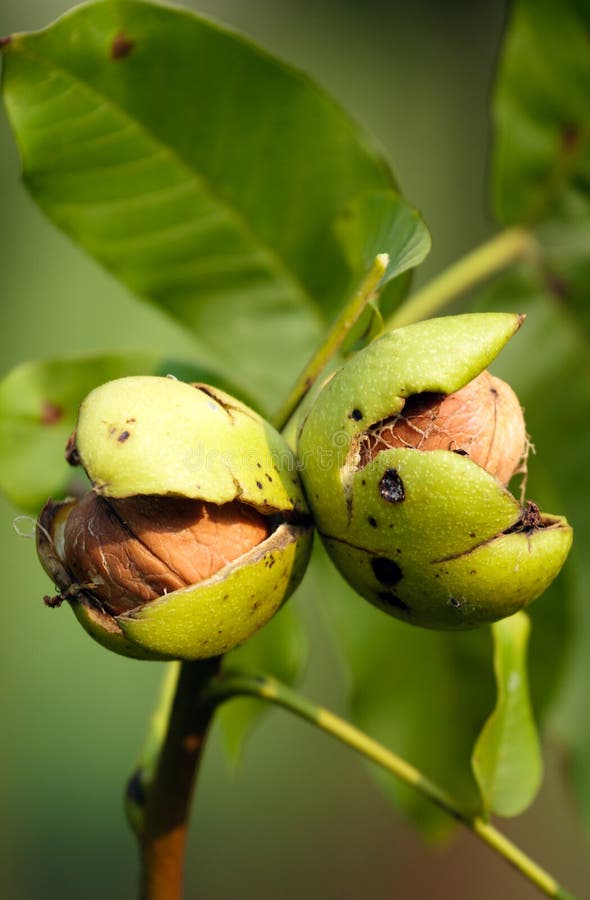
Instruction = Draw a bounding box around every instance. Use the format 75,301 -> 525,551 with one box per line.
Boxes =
8,39 -> 323,322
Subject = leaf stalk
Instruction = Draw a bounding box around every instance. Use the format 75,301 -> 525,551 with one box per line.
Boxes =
386,227 -> 537,329
206,671 -> 577,900
273,253 -> 389,430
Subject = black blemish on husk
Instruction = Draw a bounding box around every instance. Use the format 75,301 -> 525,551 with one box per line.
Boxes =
377,591 -> 411,614
371,557 -> 403,586
379,469 -> 405,503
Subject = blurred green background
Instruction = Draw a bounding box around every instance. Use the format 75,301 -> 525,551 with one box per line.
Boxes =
1,1 -> 588,899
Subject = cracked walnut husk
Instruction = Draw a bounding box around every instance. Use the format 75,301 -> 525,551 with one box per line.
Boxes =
297,313 -> 572,630
37,376 -> 313,660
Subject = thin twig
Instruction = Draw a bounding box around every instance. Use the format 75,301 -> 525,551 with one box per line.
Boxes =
206,671 -> 577,900
273,253 -> 389,430
386,227 -> 537,330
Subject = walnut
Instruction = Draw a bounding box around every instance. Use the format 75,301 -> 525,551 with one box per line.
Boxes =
358,370 -> 526,484
63,494 -> 270,616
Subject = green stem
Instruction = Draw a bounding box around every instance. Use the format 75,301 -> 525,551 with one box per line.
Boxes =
386,227 -> 537,330
273,253 -> 389,431
206,672 -> 576,900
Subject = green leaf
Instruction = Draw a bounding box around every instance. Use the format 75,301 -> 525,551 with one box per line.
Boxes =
335,189 -> 431,336
472,612 -> 542,818
316,545 -> 494,838
0,0 -> 420,407
493,0 -> 590,226
535,218 -> 590,341
334,190 -> 431,291
219,603 -> 307,767
0,352 -> 236,511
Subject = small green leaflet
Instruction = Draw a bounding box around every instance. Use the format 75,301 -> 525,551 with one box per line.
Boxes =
472,612 -> 542,818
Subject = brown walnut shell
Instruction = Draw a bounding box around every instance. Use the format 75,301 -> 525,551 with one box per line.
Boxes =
63,493 -> 270,616
358,370 -> 526,485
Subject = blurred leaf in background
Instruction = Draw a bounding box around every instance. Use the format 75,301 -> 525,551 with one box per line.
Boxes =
488,0 -> 590,836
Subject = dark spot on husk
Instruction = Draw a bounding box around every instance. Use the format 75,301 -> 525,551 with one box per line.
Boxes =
41,401 -> 63,426
256,480 -> 263,489
257,463 -> 262,469
118,430 -> 130,443
368,516 -> 378,528
111,32 -> 135,60
266,473 -> 273,482
379,469 -> 405,503
349,408 -> 363,421
377,591 -> 411,614
65,432 -> 80,467
371,557 -> 403,586
449,597 -> 461,608
126,418 -> 136,424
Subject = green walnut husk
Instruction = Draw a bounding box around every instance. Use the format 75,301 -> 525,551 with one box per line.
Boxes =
37,376 -> 313,660
297,313 -> 572,630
